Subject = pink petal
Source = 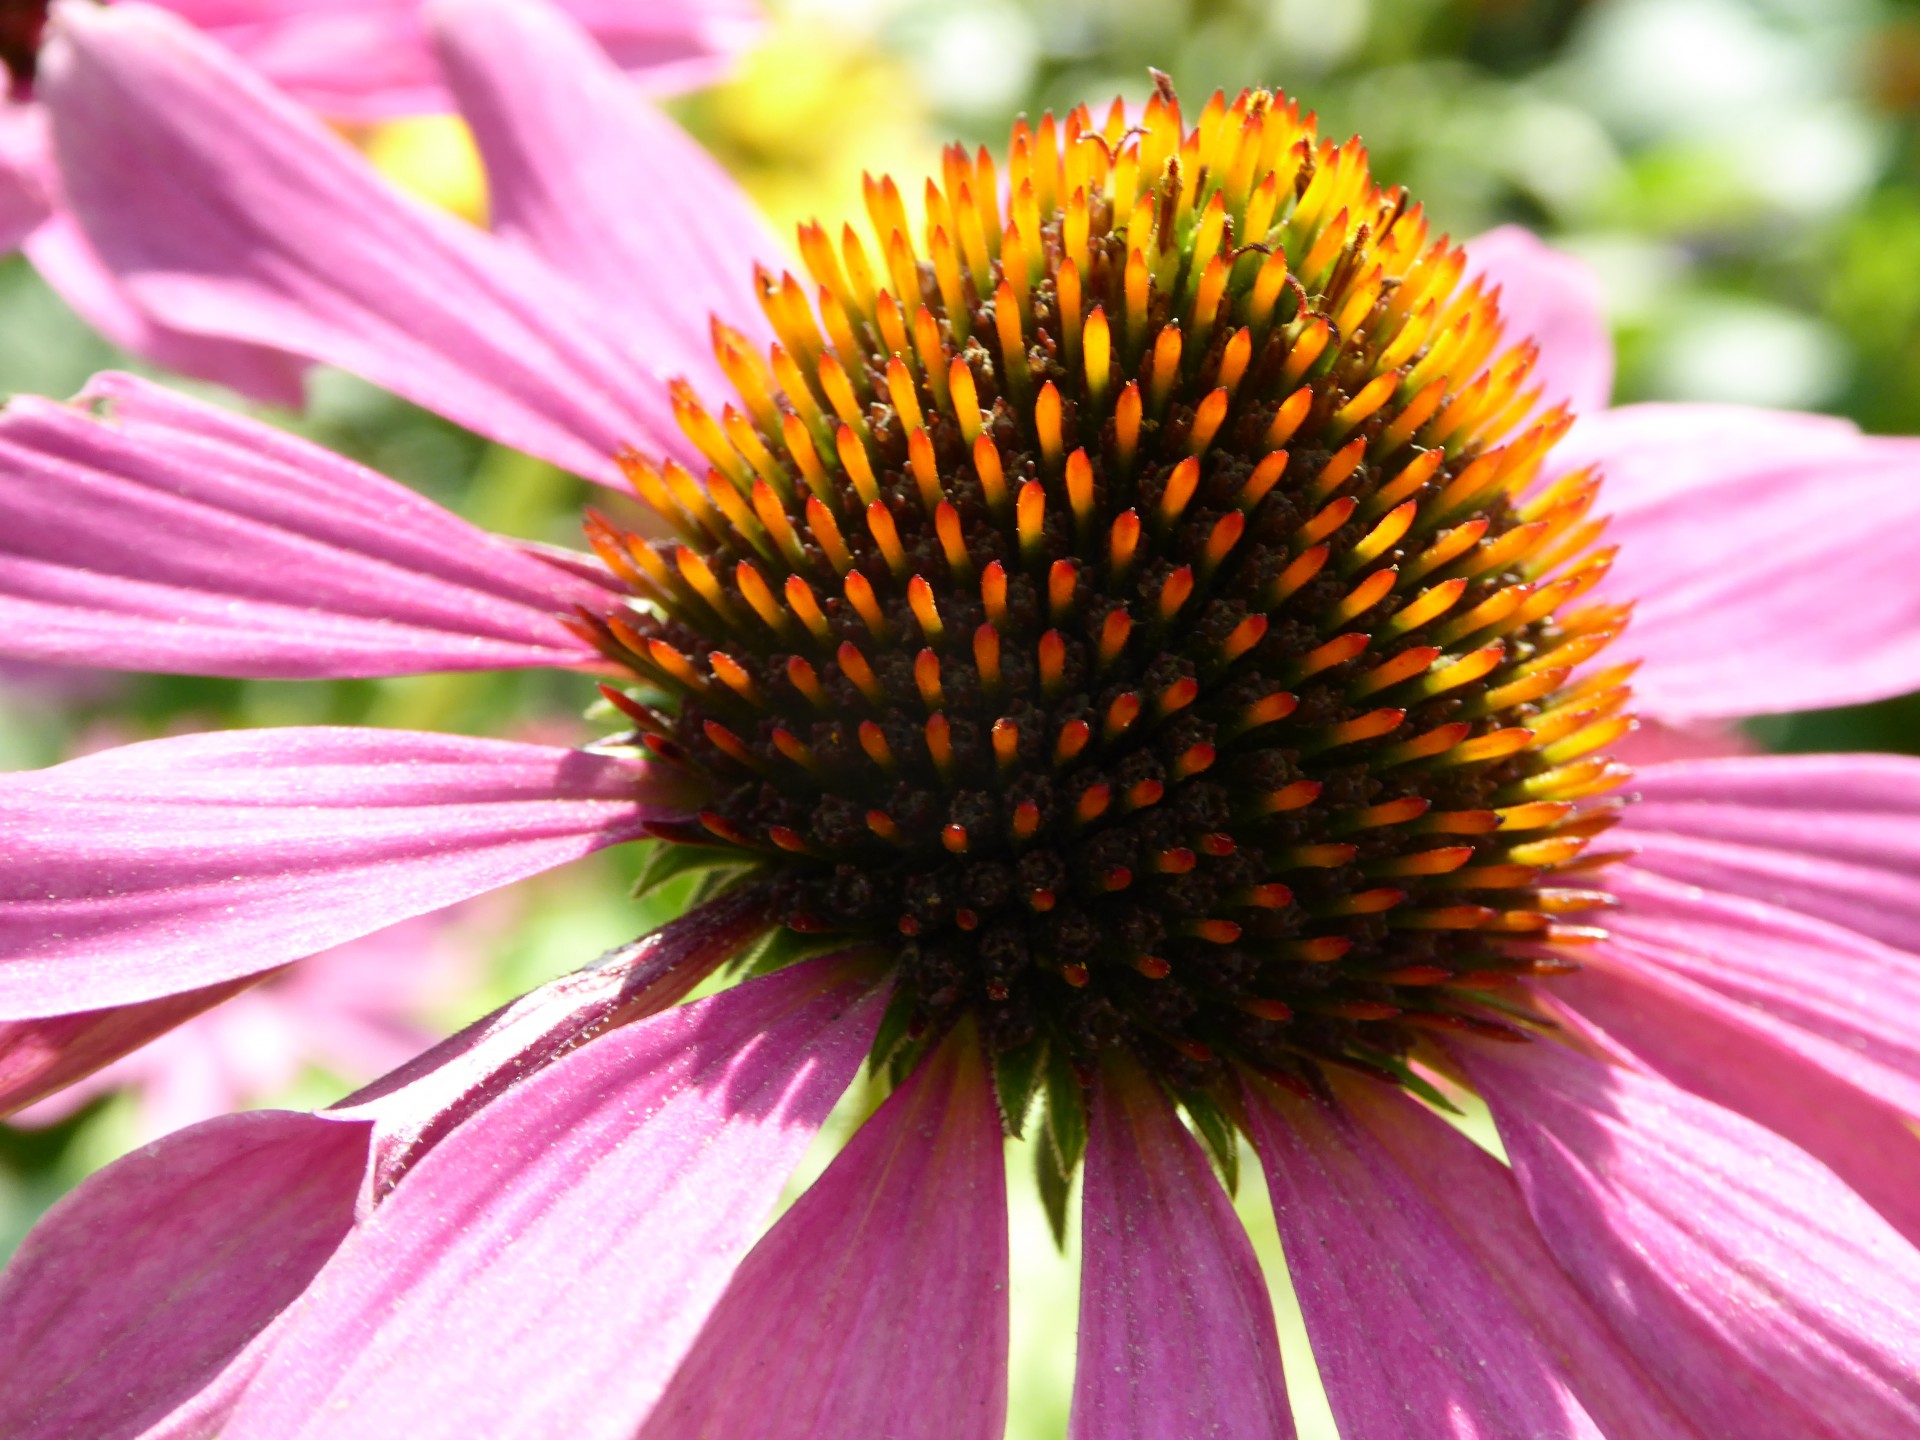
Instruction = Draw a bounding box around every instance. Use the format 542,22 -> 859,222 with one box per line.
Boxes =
0,1108 -> 371,1440
1464,226 -> 1613,413
1623,753 -> 1920,951
0,378 -> 606,683
1466,1040 -> 1920,1440
549,0 -> 764,97
336,882 -> 776,1200
0,102 -> 53,253
151,0 -> 434,120
40,2 -> 687,486
1557,398 -> 1859,512
0,373 -> 607,677
641,1027 -> 1008,1440
135,1328 -> 280,1440
1071,1064 -> 1289,1440
15,879 -> 755,1143
1602,865 -> 1920,1110
1610,716 -> 1752,767
7,987 -> 308,1138
0,726 -> 681,1017
1551,954 -> 1920,1247
155,0 -> 762,120
1557,403 -> 1920,719
221,956 -> 884,1440
0,894 -> 780,1439
1342,1078 -> 1706,1440
0,974 -> 261,1118
1246,1075 -> 1606,1440
24,211 -> 308,407
432,0 -> 774,395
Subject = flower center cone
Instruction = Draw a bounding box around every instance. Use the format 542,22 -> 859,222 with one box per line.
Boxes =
575,76 -> 1634,1104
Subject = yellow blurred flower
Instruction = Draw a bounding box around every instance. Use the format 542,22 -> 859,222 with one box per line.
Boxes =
350,9 -> 935,262
683,13 -> 941,253
359,115 -> 490,226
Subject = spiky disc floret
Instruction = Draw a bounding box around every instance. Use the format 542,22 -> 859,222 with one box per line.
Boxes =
575,79 -> 1632,1094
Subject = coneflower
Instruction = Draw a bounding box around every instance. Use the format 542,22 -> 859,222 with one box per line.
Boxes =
3,2 -> 1920,1437
585,70 -> 1628,1190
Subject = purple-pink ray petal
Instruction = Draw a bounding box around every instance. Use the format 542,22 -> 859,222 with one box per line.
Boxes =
1466,1040 -> 1920,1440
221,956 -> 884,1440
540,0 -> 764,97
0,726 -> 683,1017
0,1108 -> 371,1440
0,893 -> 780,1440
1555,403 -> 1920,719
0,102 -> 53,253
1550,954 -> 1920,1247
24,212 -> 308,406
1246,1074 -> 1606,1440
433,0 -> 774,395
1623,753 -> 1920,951
1602,864 -> 1920,1108
335,883 -> 776,1202
1610,716 -> 1751,767
1071,1063 -> 1290,1440
149,0 -> 445,121
1342,1078 -> 1706,1440
134,1330 -> 281,1440
40,1 -> 689,485
0,373 -> 608,677
154,0 -> 762,120
1464,225 -> 1613,414
0,973 -> 262,1118
1553,398 -> 1859,511
642,1028 -> 1009,1440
